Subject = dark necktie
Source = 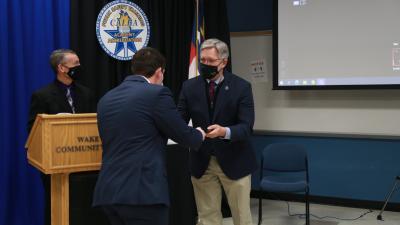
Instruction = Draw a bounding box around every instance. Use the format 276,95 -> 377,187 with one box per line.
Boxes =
66,87 -> 75,113
209,81 -> 216,108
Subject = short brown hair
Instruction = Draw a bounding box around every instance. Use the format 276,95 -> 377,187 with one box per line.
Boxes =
131,47 -> 166,78
49,49 -> 76,73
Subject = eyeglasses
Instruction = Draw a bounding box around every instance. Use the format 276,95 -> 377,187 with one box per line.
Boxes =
200,58 -> 222,65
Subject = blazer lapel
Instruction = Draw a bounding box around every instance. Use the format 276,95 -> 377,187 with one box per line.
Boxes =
50,84 -> 71,112
212,72 -> 232,123
74,84 -> 84,112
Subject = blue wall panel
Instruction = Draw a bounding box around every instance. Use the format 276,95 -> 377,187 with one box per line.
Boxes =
227,0 -> 273,32
251,135 -> 400,203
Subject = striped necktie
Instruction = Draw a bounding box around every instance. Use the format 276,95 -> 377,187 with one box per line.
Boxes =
66,87 -> 75,113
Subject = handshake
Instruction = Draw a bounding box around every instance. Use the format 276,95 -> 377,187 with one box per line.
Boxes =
196,124 -> 227,141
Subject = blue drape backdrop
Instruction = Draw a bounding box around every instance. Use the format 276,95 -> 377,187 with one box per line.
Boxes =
0,1 -> 69,225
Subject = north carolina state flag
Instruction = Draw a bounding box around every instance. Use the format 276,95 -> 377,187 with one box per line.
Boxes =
188,0 -> 204,79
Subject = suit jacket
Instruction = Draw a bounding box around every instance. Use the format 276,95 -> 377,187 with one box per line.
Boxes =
27,80 -> 96,132
178,71 -> 257,180
92,75 -> 203,207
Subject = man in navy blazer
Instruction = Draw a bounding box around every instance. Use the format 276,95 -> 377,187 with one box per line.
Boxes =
178,39 -> 257,225
93,47 -> 205,225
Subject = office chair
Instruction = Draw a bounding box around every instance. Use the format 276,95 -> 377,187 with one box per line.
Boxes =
258,143 -> 310,225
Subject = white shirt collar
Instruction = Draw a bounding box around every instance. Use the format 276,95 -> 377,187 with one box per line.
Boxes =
207,75 -> 224,85
138,75 -> 151,83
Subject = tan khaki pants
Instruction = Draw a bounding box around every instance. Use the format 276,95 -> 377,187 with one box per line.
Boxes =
192,156 -> 253,225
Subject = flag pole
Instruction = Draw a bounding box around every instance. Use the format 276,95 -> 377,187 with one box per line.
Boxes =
195,0 -> 199,76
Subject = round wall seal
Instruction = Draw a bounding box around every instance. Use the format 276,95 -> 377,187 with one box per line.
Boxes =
96,0 -> 150,61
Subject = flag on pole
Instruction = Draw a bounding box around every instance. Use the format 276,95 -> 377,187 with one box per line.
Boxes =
188,0 -> 205,79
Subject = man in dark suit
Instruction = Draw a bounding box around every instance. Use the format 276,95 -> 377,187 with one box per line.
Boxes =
27,49 -> 96,225
178,38 -> 257,225
28,49 -> 95,131
93,47 -> 205,225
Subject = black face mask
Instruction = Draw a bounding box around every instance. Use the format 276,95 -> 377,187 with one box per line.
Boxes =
66,65 -> 80,80
200,63 -> 219,80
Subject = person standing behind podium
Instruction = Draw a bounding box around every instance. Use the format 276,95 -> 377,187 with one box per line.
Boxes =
28,49 -> 95,131
93,47 -> 205,225
27,49 -> 96,225
178,38 -> 257,225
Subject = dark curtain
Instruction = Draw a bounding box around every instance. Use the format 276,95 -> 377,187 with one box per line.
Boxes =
0,1 -> 70,225
70,0 -> 195,100
204,0 -> 232,72
70,0 -> 230,101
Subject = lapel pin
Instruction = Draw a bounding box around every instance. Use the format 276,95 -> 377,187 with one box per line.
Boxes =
225,86 -> 229,91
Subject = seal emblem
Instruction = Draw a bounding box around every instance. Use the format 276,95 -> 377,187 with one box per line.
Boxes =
96,0 -> 150,60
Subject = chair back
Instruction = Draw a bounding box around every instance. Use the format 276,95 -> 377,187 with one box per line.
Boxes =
262,143 -> 308,172
258,143 -> 311,225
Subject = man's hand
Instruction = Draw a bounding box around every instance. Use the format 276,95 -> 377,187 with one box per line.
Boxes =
196,127 -> 206,140
206,124 -> 226,138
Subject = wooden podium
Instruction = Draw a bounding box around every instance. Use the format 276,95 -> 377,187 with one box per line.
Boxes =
25,113 -> 102,225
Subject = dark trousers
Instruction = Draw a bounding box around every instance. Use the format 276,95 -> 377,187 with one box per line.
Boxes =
102,204 -> 169,225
